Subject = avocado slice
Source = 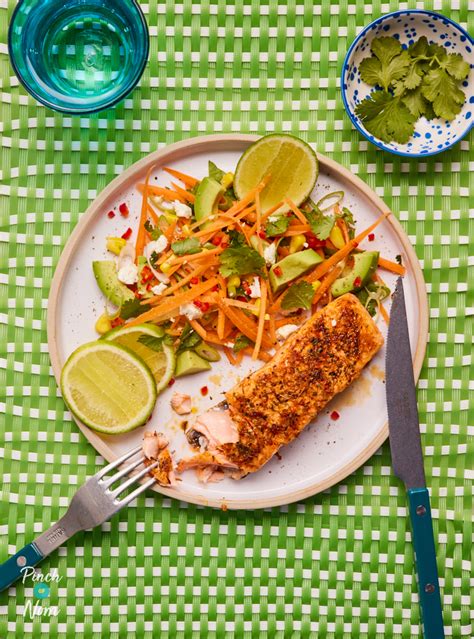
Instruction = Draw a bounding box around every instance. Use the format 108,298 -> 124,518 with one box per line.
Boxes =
194,177 -> 224,227
92,260 -> 135,307
331,251 -> 379,298
269,249 -> 323,293
175,350 -> 211,377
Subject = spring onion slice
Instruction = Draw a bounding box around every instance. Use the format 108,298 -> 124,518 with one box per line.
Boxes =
315,191 -> 344,211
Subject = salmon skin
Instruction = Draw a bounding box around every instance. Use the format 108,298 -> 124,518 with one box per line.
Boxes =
178,294 -> 384,479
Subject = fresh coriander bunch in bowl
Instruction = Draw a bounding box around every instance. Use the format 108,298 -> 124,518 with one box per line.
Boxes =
341,10 -> 474,157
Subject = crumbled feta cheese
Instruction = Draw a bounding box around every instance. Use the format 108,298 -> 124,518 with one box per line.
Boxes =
276,324 -> 299,341
303,242 -> 309,248
160,199 -> 175,211
248,277 -> 261,299
117,262 -> 138,285
151,282 -> 168,296
145,235 -> 168,257
263,243 -> 277,266
331,319 -> 337,327
268,215 -> 279,223
174,201 -> 192,218
179,302 -> 203,321
225,341 -> 235,348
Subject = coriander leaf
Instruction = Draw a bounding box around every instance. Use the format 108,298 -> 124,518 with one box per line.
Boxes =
265,214 -> 290,237
138,333 -> 173,351
426,42 -> 447,61
402,60 -> 425,90
171,237 -> 202,256
219,246 -> 265,277
421,68 -> 465,120
371,36 -> 403,66
233,334 -> 252,352
408,36 -> 429,59
281,281 -> 314,310
402,86 -> 435,119
149,251 -> 159,268
355,91 -> 417,144
306,208 -> 335,240
120,298 -> 151,320
144,220 -> 162,240
227,229 -> 246,248
177,324 -> 202,354
440,53 -> 470,81
360,38 -> 410,91
208,161 -> 225,182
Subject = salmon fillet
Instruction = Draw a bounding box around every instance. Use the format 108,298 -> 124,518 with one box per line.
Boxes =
177,293 -> 383,478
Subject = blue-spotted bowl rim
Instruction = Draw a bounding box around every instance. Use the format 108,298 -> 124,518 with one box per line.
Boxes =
341,9 -> 474,158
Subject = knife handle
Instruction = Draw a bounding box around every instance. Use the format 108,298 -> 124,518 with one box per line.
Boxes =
408,487 -> 445,639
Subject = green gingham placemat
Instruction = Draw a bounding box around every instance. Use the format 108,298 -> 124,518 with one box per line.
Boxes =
0,1 -> 472,637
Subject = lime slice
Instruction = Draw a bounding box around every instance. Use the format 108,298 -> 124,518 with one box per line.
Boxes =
234,134 -> 318,214
103,324 -> 175,393
61,341 -> 157,434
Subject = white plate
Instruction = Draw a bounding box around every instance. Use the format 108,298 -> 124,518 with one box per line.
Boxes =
48,134 -> 428,509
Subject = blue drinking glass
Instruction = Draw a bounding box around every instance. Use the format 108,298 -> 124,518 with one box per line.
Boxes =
8,0 -> 149,114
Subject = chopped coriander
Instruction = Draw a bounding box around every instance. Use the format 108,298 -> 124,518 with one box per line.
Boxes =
281,281 -> 314,310
219,246 -> 265,277
144,220 -> 162,240
233,334 -> 252,352
265,214 -> 290,237
120,298 -> 151,320
306,207 -> 335,240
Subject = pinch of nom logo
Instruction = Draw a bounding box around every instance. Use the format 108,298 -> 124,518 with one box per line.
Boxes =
20,566 -> 62,619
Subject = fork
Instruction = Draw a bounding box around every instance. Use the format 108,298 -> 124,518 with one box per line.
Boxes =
0,445 -> 159,591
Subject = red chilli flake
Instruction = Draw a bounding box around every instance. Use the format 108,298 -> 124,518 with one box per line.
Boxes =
258,230 -> 266,239
330,410 -> 340,420
212,284 -> 219,292
353,277 -> 362,288
190,277 -> 199,285
273,266 -> 283,277
211,236 -> 222,246
368,233 -> 375,242
200,386 -> 208,396
107,211 -> 115,219
168,378 -> 176,387
119,203 -> 129,217
121,227 -> 132,240
193,300 -> 203,309
201,302 -> 210,313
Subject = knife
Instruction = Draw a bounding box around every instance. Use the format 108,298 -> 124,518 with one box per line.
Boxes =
386,277 -> 444,639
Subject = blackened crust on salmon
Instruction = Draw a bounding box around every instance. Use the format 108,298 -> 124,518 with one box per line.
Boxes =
220,294 -> 384,473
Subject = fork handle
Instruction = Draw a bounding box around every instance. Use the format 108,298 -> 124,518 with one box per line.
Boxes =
0,543 -> 44,592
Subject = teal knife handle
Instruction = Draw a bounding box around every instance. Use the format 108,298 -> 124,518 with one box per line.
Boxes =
408,488 -> 445,639
0,543 -> 44,592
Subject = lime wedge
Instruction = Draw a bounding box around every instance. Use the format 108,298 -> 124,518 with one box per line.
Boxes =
234,134 -> 318,214
61,341 -> 157,434
103,324 -> 175,393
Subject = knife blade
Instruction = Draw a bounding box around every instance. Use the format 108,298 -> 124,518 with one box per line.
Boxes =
386,277 -> 425,489
386,277 -> 444,639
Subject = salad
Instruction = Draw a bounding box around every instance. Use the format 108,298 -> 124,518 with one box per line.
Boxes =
92,141 -> 405,387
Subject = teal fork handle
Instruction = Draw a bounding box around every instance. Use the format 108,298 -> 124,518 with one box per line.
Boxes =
408,488 -> 445,639
0,543 -> 44,592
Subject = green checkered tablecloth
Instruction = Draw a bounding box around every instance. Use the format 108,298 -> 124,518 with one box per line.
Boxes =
0,0 -> 472,636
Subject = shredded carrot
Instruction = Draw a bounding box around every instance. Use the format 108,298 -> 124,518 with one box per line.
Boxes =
223,346 -> 237,365
136,165 -> 155,257
127,277 -> 219,326
252,279 -> 267,359
242,347 -> 272,363
285,198 -> 309,225
248,201 -> 285,235
378,256 -> 406,275
337,218 -> 349,244
139,183 -> 185,202
146,203 -> 160,225
190,319 -> 208,340
168,245 -> 223,267
223,298 -> 259,312
311,266 -> 344,307
170,182 -> 195,203
275,316 -> 305,328
162,167 -> 199,188
235,350 -> 245,366
217,300 -> 273,351
163,218 -> 177,242
283,225 -> 311,236
379,302 -> 390,324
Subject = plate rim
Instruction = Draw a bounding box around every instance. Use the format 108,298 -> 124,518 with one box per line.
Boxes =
47,133 -> 428,510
